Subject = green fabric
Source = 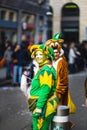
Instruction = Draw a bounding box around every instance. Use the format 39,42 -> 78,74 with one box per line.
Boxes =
39,44 -> 55,60
30,65 -> 56,109
30,64 -> 58,130
52,32 -> 61,40
32,113 -> 55,130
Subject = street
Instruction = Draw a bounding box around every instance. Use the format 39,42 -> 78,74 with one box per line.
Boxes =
0,71 -> 87,130
69,71 -> 87,130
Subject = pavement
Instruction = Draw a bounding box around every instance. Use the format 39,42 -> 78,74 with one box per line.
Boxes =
0,70 -> 87,130
0,87 -> 32,130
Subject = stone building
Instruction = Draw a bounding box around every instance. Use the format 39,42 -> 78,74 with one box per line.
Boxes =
50,0 -> 87,43
0,0 -> 52,49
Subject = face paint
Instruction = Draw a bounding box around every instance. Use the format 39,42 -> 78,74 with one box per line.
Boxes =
35,51 -> 46,64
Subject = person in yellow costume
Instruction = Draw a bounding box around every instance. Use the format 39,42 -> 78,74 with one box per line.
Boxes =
28,44 -> 58,130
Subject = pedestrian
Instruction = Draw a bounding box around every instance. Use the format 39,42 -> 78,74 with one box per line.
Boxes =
20,59 -> 39,99
28,44 -> 59,130
45,32 -> 75,128
68,42 -> 77,74
20,45 -> 39,99
12,44 -> 30,86
4,45 -> 13,79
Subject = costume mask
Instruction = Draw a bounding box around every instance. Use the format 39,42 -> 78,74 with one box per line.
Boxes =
35,51 -> 46,65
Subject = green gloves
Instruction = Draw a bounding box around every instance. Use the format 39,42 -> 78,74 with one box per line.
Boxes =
32,112 -> 41,118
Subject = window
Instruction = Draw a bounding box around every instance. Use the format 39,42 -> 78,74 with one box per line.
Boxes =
9,12 -> 14,21
1,10 -> 6,20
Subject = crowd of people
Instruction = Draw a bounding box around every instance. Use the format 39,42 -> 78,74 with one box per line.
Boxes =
0,33 -> 87,129
63,41 -> 87,74
0,35 -> 32,86
0,34 -> 87,82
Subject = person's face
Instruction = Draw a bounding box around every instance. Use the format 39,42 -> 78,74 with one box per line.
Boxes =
35,51 -> 46,64
54,50 -> 59,60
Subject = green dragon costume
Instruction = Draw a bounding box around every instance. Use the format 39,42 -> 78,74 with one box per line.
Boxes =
28,44 -> 58,130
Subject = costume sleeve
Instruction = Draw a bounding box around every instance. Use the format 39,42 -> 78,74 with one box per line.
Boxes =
36,70 -> 53,109
0,57 -> 6,68
56,58 -> 68,95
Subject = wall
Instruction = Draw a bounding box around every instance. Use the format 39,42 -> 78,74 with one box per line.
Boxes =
50,0 -> 87,42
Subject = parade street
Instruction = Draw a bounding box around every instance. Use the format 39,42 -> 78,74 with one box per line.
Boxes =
0,71 -> 87,130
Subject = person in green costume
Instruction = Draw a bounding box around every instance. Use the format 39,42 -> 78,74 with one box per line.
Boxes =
28,44 -> 59,130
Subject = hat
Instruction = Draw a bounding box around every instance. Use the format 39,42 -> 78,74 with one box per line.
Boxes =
30,44 -> 39,58
52,32 -> 64,43
30,44 -> 55,60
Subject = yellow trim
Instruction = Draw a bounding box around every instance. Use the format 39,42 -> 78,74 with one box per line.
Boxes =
38,118 -> 44,129
45,94 -> 58,117
31,48 -> 43,58
30,96 -> 38,99
30,44 -> 39,53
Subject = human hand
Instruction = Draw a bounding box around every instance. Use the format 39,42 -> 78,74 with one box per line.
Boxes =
32,112 -> 41,118
32,108 -> 42,118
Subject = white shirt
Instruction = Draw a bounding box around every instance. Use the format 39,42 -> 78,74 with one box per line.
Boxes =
68,48 -> 76,64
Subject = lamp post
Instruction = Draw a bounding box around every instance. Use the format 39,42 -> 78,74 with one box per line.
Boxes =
46,7 -> 53,39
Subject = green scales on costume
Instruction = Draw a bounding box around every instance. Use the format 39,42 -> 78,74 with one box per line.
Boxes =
29,65 -> 58,130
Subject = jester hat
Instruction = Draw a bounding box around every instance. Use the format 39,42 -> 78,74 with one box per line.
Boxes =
30,44 -> 55,60
45,32 -> 64,46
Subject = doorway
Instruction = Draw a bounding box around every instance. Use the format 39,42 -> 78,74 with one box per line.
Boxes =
61,3 -> 79,43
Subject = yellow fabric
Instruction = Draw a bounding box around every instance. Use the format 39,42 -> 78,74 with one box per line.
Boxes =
45,95 -> 58,117
39,71 -> 52,88
68,91 -> 76,114
33,95 -> 58,117
30,96 -> 38,99
30,44 -> 39,53
37,118 -> 44,129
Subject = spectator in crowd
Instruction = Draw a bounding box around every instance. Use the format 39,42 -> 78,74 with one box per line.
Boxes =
20,45 -> 39,99
83,43 -> 87,70
68,42 -> 77,74
12,44 -> 31,86
4,45 -> 13,79
62,42 -> 69,62
28,44 -> 58,130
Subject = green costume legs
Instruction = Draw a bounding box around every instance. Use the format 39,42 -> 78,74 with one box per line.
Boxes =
32,113 -> 55,130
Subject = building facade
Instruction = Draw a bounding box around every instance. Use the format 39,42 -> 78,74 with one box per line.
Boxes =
0,0 -> 53,48
50,0 -> 87,43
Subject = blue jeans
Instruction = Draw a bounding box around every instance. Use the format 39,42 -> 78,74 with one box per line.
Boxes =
69,64 -> 74,74
5,61 -> 11,77
13,65 -> 22,84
